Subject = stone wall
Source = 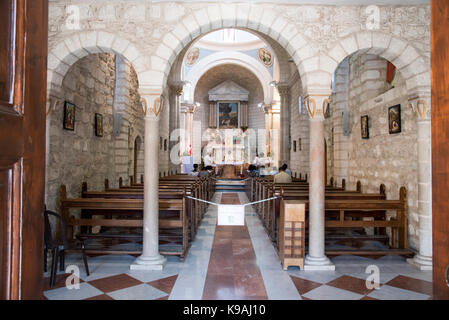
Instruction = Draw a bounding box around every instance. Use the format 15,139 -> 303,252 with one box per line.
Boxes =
327,53 -> 419,250
289,77 -> 309,179
46,53 -> 145,211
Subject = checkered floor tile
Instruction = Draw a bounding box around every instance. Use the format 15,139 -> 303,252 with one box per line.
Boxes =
43,273 -> 178,300
289,272 -> 433,300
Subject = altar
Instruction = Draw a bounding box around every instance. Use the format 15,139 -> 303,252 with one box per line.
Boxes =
213,162 -> 244,178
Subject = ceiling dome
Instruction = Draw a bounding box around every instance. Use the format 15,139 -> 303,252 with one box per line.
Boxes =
196,28 -> 265,51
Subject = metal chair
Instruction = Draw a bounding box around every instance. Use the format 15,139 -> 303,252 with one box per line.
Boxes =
44,210 -> 90,288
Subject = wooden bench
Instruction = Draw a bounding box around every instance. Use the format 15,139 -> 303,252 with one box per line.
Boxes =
248,176 -> 410,256
59,184 -> 190,260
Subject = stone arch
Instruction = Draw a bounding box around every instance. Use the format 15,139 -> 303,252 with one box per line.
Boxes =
150,4 -> 318,92
185,51 -> 274,104
47,31 -> 149,101
325,31 -> 430,96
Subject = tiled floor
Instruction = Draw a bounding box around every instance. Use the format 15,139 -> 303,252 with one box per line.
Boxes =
202,193 -> 268,300
42,192 -> 433,300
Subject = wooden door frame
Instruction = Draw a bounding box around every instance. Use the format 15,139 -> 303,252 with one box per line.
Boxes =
431,0 -> 449,299
0,0 -> 48,300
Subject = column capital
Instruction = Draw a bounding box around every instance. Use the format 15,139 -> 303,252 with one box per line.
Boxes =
304,94 -> 331,121
169,81 -> 184,97
408,94 -> 431,121
263,104 -> 273,114
277,85 -> 291,97
140,89 -> 164,120
180,102 -> 197,113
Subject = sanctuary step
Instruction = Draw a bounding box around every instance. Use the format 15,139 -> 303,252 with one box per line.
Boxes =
215,179 -> 246,193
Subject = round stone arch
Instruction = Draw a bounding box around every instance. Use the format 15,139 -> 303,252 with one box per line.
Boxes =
185,51 -> 274,105
147,4 -> 317,93
324,31 -> 430,96
47,31 -> 150,101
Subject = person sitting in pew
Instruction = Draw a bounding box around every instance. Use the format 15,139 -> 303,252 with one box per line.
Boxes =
281,164 -> 292,176
189,164 -> 200,176
274,165 -> 292,183
199,165 -> 209,178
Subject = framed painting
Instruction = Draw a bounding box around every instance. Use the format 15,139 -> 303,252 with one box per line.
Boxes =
94,113 -> 103,137
63,101 -> 75,131
389,104 -> 401,134
361,115 -> 369,139
218,102 -> 239,129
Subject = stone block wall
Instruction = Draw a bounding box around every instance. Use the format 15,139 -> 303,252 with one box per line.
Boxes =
327,53 -> 419,250
46,53 -> 145,211
289,77 -> 309,178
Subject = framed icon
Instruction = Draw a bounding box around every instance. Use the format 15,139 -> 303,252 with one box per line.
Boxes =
63,101 -> 75,131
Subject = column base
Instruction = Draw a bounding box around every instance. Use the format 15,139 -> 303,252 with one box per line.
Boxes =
130,254 -> 167,271
304,255 -> 335,271
407,254 -> 432,271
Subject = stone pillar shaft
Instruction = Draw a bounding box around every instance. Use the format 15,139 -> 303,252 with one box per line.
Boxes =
408,96 -> 432,271
304,94 -> 334,271
130,92 -> 166,270
278,86 -> 291,167
308,118 -> 326,258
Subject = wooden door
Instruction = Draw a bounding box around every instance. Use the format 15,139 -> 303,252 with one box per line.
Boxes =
431,0 -> 449,300
0,0 -> 48,300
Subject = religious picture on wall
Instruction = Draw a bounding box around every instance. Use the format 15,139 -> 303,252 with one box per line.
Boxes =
389,104 -> 401,134
186,47 -> 200,66
94,113 -> 103,137
63,101 -> 75,131
361,115 -> 369,139
258,48 -> 273,67
218,102 -> 239,129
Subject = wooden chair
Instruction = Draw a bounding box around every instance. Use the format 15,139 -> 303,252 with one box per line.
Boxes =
44,210 -> 89,288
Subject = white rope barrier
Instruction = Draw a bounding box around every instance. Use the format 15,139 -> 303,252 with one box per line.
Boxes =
185,196 -> 280,207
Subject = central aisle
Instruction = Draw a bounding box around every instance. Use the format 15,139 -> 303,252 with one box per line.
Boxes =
202,193 -> 268,299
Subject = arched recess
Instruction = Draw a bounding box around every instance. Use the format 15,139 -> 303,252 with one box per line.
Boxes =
184,51 -> 274,104
325,31 -> 430,96
150,4 -> 324,93
47,31 -> 149,102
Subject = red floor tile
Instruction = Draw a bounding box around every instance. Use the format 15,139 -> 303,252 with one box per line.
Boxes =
88,274 -> 142,293
327,275 -> 378,295
290,276 -> 322,295
148,275 -> 178,294
386,275 -> 433,296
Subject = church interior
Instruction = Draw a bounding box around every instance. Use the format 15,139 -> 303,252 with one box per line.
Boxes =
1,0 -> 449,302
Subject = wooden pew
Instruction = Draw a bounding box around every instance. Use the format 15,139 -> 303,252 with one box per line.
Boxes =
248,176 -> 409,255
60,185 -> 190,260
273,186 -> 408,255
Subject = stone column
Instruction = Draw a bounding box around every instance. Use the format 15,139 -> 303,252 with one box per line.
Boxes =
408,95 -> 432,271
263,104 -> 273,160
278,85 -> 291,167
130,90 -> 166,271
170,82 -> 184,134
304,94 -> 335,271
